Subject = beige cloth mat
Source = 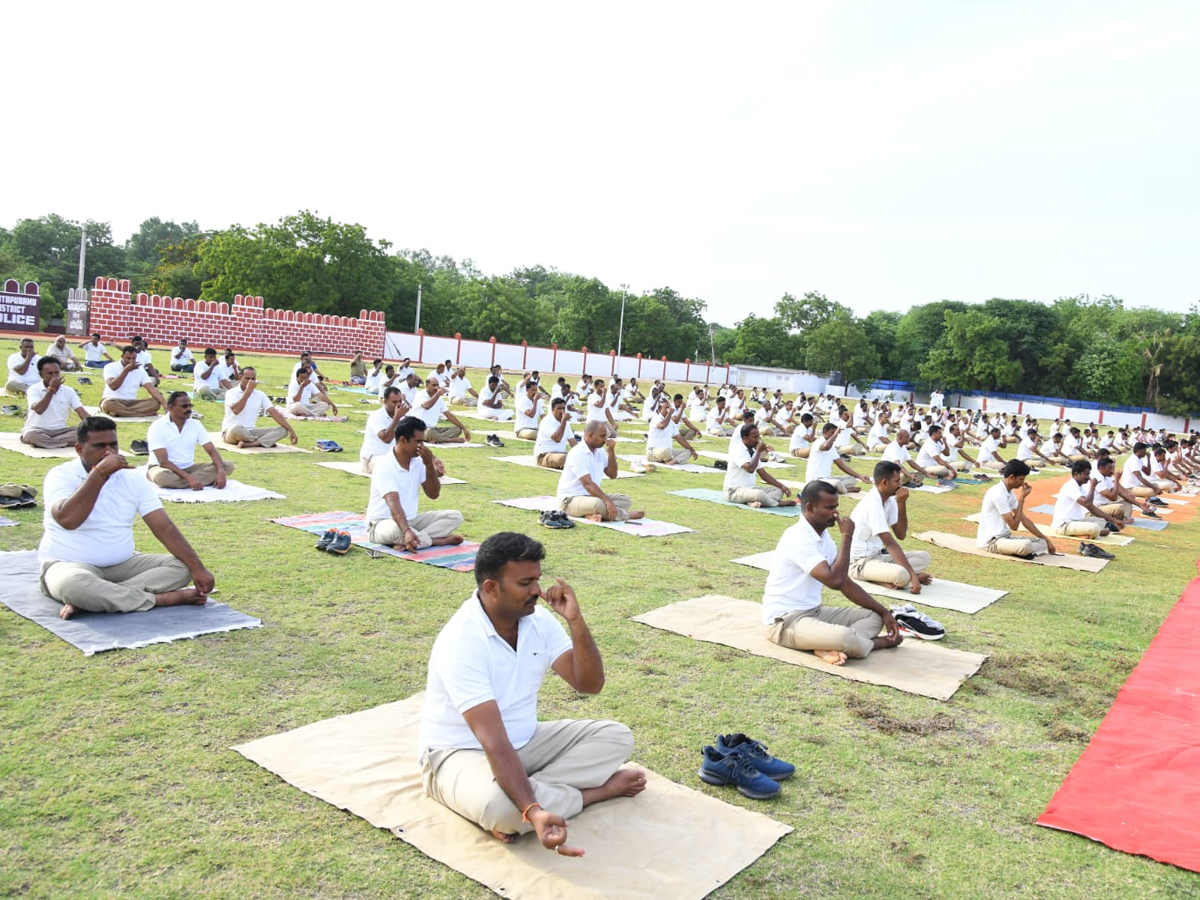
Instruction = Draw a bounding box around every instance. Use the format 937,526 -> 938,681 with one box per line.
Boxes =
82,406 -> 160,424
233,694 -> 790,900
730,551 -> 1006,614
963,512 -> 1134,547
491,455 -> 643,478
632,595 -> 985,701
913,531 -> 1108,572
0,431 -> 76,458
213,440 -> 311,455
315,460 -> 465,484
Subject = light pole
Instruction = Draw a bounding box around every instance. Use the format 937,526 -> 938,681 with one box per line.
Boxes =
709,324 -> 716,364
617,283 -> 629,359
414,283 -> 422,333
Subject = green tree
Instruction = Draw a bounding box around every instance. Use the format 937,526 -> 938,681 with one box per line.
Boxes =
894,300 -> 969,384
723,315 -> 802,368
804,311 -> 881,390
551,277 -> 619,351
861,310 -> 902,375
919,309 -> 1023,391
775,291 -> 844,334
125,217 -> 201,277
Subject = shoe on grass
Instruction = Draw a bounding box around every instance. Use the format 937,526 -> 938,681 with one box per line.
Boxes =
1079,542 -> 1115,560
314,529 -> 339,551
697,746 -> 780,800
486,434 -> 504,447
129,440 -> 149,456
328,531 -> 353,555
890,603 -> 946,640
715,733 -> 795,781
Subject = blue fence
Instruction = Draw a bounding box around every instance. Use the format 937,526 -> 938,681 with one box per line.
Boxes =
865,382 -> 1163,417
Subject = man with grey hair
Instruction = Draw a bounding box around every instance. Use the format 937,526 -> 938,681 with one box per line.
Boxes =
555,421 -> 644,522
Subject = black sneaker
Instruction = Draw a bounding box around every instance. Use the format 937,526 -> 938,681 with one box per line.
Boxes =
715,734 -> 795,781
486,434 -> 504,448
1143,507 -> 1161,519
697,746 -> 780,800
314,529 -> 339,551
328,531 -> 352,555
129,440 -> 149,456
1079,542 -> 1115,560
539,510 -> 573,529
1148,497 -> 1168,506
76,376 -> 93,385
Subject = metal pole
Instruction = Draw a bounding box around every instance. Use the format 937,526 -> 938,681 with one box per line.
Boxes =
414,283 -> 422,333
709,324 -> 715,364
77,223 -> 88,289
617,283 -> 628,358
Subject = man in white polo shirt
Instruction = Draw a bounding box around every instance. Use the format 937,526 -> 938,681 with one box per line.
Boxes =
146,392 -> 235,490
513,381 -> 544,440
977,427 -> 1008,470
1120,442 -> 1162,499
556,421 -> 643,522
916,425 -> 957,479
221,367 -> 297,449
359,386 -> 410,473
705,396 -> 733,437
976,459 -> 1057,557
193,347 -> 231,401
724,424 -> 796,508
448,366 -> 478,407
419,532 -> 644,854
477,376 -> 514,422
1050,460 -> 1122,541
101,346 -> 167,417
646,396 -> 699,466
288,366 -> 338,418
45,336 -> 81,372
169,339 -> 195,373
789,413 -> 817,458
38,416 -> 214,618
807,422 -> 871,494
881,429 -> 926,486
849,460 -> 933,592
585,379 -> 619,439
411,377 -> 472,444
6,337 -> 40,395
78,333 -> 115,369
762,480 -> 902,666
22,358 -> 89,448
365,415 -> 464,550
534,397 -> 577,470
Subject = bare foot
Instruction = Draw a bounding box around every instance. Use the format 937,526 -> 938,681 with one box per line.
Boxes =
779,499 -> 798,507
451,437 -> 467,443
585,513 -> 604,522
874,632 -> 904,649
432,534 -> 465,546
747,501 -> 763,508
628,510 -> 645,520
813,648 -> 847,665
59,602 -> 76,620
581,768 -> 648,808
489,829 -> 516,844
154,587 -> 207,608
918,572 -> 934,585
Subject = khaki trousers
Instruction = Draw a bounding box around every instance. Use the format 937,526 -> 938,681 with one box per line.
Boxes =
288,400 -> 329,417
479,408 -> 513,421
224,424 -> 288,448
819,476 -> 859,494
1054,517 -> 1105,537
924,465 -> 951,477
840,444 -> 864,456
147,461 -> 236,489
766,605 -> 883,659
425,425 -> 462,443
536,452 -> 567,470
790,447 -> 811,459
562,493 -> 632,521
422,719 -> 634,835
515,427 -> 538,441
196,387 -> 226,401
725,485 -> 784,507
986,534 -> 1048,558
1129,486 -> 1155,498
100,397 -> 160,417
980,457 -> 1006,470
648,445 -> 690,465
21,426 -> 77,449
40,553 -> 191,613
849,549 -> 932,588
1099,501 -> 1131,518
367,510 -> 464,549
4,379 -> 31,394
679,424 -> 699,439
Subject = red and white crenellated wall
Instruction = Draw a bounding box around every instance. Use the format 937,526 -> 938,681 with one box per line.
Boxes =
86,277 -> 385,356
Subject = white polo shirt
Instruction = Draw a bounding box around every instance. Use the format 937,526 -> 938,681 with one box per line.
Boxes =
82,341 -> 108,363
790,426 -> 814,452
448,375 -> 472,402
557,442 -> 606,503
135,349 -> 154,369
705,407 -> 728,432
881,441 -> 911,466
171,347 -> 194,366
221,386 -> 273,433
411,392 -> 447,430
514,396 -> 544,432
25,383 -> 82,431
646,413 -> 678,451
147,415 -> 211,468
585,390 -> 609,423
867,421 -> 889,447
7,352 -> 41,387
1016,436 -> 1037,461
1052,476 -> 1088,526
724,440 -> 761,490
477,384 -> 503,415
916,438 -> 945,469
977,483 -> 1018,546
762,517 -> 837,623
849,487 -> 898,559
979,435 -> 1001,462
102,361 -> 152,401
39,459 -> 163,567
366,449 -> 426,524
193,360 -> 223,392
535,413 -> 574,456
360,406 -> 396,460
419,592 -> 573,754
364,368 -> 383,394
806,441 -> 841,481
1120,454 -> 1148,489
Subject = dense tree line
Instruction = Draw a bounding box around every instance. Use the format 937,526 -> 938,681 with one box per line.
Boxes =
3,212 -> 1198,413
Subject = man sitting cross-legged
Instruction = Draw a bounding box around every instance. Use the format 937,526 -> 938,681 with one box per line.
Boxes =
22,358 -> 89,449
975,459 -> 1058,558
724,424 -> 797,508
646,396 -> 699,466
806,422 -> 871,493
977,427 -> 1008,470
359,386 -> 410,473
366,416 -> 464,550
419,531 -> 645,855
478,375 -> 515,422
534,397 -> 578,470
1120,442 -> 1164,500
556,421 -> 644,522
1092,454 -> 1158,520
1050,460 -> 1125,543
100,346 -> 167,418
38,416 -> 215,619
6,337 -> 40,395
513,381 -> 544,440
410,376 -> 472,444
762,480 -> 903,666
288,366 -> 339,418
193,347 -> 232,401
915,424 -> 957,480
848,460 -> 933,594
147,392 -> 235,490
220,368 -> 298,449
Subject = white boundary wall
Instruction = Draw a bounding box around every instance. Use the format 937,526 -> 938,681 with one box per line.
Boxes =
384,330 -> 733,386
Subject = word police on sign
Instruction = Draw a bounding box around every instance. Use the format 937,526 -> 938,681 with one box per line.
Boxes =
0,279 -> 41,332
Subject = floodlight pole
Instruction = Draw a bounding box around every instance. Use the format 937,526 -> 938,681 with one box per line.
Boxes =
414,283 -> 422,333
617,283 -> 629,358
77,223 -> 87,289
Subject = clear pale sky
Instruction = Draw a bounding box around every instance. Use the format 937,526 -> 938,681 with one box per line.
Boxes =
7,1 -> 1198,325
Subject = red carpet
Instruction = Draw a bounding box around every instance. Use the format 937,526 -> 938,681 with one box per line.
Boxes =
1037,562 -> 1200,872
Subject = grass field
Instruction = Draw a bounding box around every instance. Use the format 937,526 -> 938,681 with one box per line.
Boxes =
2,339 -> 1198,900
